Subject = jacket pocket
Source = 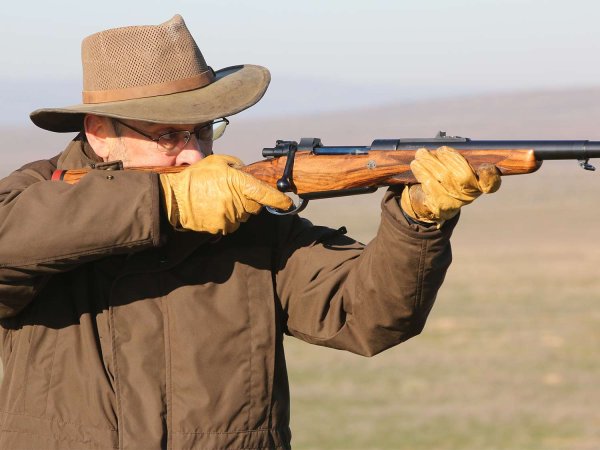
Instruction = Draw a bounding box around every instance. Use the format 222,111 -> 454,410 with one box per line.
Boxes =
0,319 -> 15,366
0,319 -> 38,415
24,321 -> 59,416
166,258 -> 277,434
0,300 -> 60,417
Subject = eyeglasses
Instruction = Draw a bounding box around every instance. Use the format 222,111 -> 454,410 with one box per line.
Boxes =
112,118 -> 229,155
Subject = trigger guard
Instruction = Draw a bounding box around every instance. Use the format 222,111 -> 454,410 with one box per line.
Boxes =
266,198 -> 309,216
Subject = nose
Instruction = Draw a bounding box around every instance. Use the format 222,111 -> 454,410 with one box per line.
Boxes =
174,135 -> 212,166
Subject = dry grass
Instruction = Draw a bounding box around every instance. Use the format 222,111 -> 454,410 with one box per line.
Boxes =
286,162 -> 600,449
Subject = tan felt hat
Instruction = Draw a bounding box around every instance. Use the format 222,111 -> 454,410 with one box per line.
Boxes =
30,15 -> 270,132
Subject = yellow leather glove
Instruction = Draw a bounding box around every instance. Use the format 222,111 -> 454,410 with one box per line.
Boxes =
400,146 -> 501,226
159,155 -> 292,235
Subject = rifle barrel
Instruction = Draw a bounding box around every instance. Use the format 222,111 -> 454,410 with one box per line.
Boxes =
394,139 -> 600,160
306,140 -> 600,161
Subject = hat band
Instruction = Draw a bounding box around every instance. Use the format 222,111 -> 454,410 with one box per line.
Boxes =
82,68 -> 215,104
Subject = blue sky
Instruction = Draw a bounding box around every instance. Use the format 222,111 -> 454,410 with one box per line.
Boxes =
2,0 -> 600,124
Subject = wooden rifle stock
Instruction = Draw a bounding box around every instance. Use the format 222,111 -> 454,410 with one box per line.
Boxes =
53,148 -> 540,195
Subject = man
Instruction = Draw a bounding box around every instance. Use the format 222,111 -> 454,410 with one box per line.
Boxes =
0,15 -> 499,450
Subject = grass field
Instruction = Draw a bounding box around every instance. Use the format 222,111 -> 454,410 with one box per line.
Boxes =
285,162 -> 600,449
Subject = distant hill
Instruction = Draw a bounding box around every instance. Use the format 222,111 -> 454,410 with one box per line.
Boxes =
0,76 -> 455,127
219,86 -> 600,163
3,86 -> 600,175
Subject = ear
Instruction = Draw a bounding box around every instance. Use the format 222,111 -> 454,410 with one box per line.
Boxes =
84,115 -> 114,160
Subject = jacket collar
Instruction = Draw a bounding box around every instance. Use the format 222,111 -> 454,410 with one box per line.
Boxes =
57,133 -> 103,170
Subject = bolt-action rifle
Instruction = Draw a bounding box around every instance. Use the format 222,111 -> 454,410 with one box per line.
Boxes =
52,132 -> 600,214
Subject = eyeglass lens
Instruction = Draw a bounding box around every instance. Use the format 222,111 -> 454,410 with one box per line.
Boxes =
156,120 -> 229,154
195,119 -> 228,142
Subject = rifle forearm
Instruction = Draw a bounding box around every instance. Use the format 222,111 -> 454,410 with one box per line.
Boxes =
243,148 -> 540,194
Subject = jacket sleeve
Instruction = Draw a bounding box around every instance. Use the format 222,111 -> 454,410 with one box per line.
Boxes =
0,158 -> 162,318
274,188 -> 457,356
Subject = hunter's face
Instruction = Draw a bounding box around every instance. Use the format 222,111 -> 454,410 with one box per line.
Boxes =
108,119 -> 213,167
85,115 -> 213,168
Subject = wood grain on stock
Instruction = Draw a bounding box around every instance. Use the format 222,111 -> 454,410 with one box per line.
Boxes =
56,149 -> 541,194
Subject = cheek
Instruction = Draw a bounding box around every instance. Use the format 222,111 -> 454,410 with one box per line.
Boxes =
122,141 -> 177,167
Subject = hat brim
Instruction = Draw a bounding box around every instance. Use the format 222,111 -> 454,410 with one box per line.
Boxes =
30,65 -> 270,132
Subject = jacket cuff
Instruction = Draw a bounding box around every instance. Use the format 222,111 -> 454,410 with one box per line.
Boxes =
381,186 -> 459,238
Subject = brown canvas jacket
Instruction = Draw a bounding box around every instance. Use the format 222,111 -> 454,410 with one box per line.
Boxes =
0,135 -> 457,449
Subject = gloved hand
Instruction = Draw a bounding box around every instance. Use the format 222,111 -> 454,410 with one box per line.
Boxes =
400,146 -> 501,226
159,154 -> 292,234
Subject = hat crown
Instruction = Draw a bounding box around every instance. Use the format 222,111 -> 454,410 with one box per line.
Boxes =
30,15 -> 271,133
81,15 -> 213,103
